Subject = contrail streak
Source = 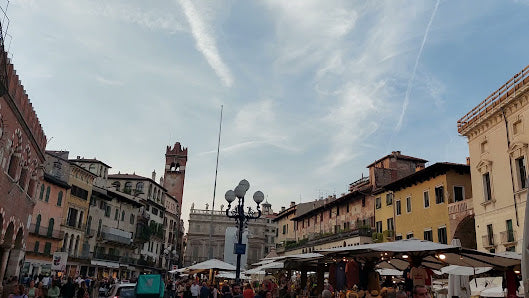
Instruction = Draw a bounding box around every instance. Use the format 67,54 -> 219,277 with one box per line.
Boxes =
395,0 -> 440,131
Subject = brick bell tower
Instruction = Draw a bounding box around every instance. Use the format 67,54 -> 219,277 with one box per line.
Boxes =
163,142 -> 188,213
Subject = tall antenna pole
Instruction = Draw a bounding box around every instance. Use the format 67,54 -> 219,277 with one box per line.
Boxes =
208,105 -> 223,259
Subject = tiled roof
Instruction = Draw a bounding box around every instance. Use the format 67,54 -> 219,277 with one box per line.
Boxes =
366,153 -> 427,168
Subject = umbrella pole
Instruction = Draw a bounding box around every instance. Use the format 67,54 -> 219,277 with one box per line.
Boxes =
209,269 -> 213,284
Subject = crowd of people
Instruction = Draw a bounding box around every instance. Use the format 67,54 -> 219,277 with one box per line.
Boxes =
1,274 -> 130,298
163,274 -> 430,298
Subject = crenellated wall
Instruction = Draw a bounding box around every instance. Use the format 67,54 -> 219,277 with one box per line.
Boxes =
4,58 -> 47,154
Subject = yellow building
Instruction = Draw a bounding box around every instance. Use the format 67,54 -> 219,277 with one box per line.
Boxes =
457,65 -> 529,253
61,162 -> 96,276
376,163 -> 474,247
372,189 -> 396,242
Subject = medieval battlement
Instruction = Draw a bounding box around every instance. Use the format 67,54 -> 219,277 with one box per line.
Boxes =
166,142 -> 188,157
5,57 -> 47,153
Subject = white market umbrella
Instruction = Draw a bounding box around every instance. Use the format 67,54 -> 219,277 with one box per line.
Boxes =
440,265 -> 492,275
480,286 -> 506,297
245,261 -> 284,274
376,268 -> 402,276
187,259 -> 236,271
448,274 -> 471,298
216,271 -> 250,280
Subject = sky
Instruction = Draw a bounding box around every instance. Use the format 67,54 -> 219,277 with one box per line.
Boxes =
5,0 -> 529,228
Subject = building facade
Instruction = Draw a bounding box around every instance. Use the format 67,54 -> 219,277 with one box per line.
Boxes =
108,172 -> 167,271
458,64 -> 529,253
184,202 -> 276,267
25,172 -> 69,276
0,53 -> 47,284
277,152 -> 426,255
378,163 -> 474,247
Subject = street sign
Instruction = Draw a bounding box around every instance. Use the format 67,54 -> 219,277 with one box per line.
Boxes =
233,243 -> 246,255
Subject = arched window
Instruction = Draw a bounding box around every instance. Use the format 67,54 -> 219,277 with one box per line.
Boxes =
74,235 -> 80,257
57,191 -> 63,206
18,166 -> 27,189
45,186 -> 50,202
47,218 -> 54,237
35,214 -> 41,234
97,219 -> 102,237
136,182 -> 144,194
170,163 -> 180,172
28,177 -> 37,198
112,181 -> 121,191
87,216 -> 92,234
68,234 -> 74,255
7,153 -> 19,178
63,233 -> 68,251
148,184 -> 153,198
124,182 -> 132,194
121,211 -> 125,221
39,184 -> 45,200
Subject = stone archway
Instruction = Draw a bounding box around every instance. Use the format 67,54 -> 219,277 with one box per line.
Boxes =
3,222 -> 14,247
5,227 -> 25,277
453,216 -> 476,249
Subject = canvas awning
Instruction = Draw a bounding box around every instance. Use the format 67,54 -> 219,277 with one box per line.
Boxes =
318,239 -> 521,270
187,259 -> 236,271
91,260 -> 119,269
440,265 -> 492,276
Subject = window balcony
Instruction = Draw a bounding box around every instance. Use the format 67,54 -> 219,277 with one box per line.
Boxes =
482,234 -> 496,248
100,226 -> 132,246
29,224 -> 64,240
500,230 -> 517,246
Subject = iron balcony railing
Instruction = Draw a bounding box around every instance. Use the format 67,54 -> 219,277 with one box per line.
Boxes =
93,252 -> 120,262
29,224 -> 64,239
458,64 -> 529,133
500,230 -> 516,244
482,234 -> 496,248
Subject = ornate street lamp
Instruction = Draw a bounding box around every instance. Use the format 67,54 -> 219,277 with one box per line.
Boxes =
225,179 -> 264,283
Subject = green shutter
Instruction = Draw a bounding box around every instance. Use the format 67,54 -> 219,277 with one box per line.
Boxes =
57,191 -> 63,206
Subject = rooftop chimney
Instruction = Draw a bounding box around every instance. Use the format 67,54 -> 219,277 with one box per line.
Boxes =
416,164 -> 425,172
466,157 -> 470,165
391,151 -> 401,156
290,201 -> 296,207
77,156 -> 80,159
281,206 -> 286,212
152,170 -> 156,181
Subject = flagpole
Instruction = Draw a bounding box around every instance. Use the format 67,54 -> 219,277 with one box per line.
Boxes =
208,105 -> 223,260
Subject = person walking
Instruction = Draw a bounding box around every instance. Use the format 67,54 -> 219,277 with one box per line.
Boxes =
46,281 -> 60,298
199,283 -> 210,298
9,285 -> 28,298
242,284 -> 254,298
60,278 -> 75,298
26,281 -> 36,298
190,281 -> 200,298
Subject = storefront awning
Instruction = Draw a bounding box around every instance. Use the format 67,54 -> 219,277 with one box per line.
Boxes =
91,260 -> 119,269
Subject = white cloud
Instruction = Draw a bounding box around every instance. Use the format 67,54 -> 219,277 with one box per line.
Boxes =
178,0 -> 234,87
395,0 -> 440,131
265,0 -> 445,170
95,76 -> 124,86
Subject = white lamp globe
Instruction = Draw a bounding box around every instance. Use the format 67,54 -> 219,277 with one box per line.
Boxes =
225,190 -> 236,203
253,191 -> 264,204
234,185 -> 246,198
239,179 -> 250,191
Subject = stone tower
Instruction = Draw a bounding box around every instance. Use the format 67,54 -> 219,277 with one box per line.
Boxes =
163,142 -> 188,213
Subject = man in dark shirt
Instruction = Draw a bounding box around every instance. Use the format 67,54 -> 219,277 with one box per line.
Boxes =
61,277 -> 76,298
199,282 -> 210,298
